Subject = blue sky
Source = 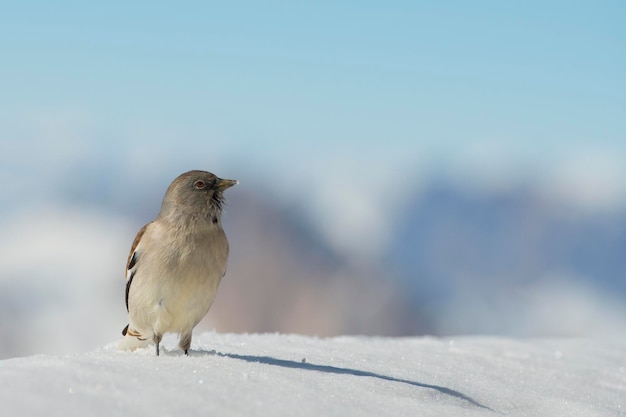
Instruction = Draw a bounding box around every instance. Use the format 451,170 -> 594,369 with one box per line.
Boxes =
3,1 -> 624,154
2,1 -> 626,254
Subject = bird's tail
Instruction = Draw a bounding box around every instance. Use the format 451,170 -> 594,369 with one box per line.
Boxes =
118,324 -> 152,351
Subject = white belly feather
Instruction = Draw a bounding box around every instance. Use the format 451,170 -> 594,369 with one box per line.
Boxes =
127,221 -> 229,338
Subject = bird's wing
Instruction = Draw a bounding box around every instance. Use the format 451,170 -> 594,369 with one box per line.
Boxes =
125,223 -> 150,311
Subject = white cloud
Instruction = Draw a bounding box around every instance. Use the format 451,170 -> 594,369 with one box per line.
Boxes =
270,151 -> 422,260
543,147 -> 626,212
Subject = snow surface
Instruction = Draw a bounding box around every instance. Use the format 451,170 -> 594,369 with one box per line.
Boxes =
1,332 -> 624,417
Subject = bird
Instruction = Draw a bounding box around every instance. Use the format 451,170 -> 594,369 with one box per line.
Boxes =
118,170 -> 238,356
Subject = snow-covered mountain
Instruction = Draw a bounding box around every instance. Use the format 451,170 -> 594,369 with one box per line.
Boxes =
385,180 -> 626,337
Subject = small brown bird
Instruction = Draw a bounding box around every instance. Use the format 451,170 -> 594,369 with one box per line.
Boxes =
118,170 -> 237,356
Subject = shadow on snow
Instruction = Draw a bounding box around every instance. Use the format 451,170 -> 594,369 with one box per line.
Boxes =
196,349 -> 494,412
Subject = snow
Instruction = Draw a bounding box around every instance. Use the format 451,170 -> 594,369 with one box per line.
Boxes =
1,332 -> 624,417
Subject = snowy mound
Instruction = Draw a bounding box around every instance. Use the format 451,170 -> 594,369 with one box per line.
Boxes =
1,333 -> 624,417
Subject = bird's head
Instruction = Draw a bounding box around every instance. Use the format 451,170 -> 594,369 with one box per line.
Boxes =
159,170 -> 238,221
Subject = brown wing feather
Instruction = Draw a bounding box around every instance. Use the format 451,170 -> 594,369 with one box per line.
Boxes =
126,223 -> 149,276
124,222 -> 150,312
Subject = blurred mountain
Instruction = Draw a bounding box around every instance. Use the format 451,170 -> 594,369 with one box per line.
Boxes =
208,189 -> 418,336
385,179 -> 626,335
4,166 -> 626,360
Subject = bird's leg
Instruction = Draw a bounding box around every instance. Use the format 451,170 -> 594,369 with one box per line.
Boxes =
179,332 -> 192,356
154,334 -> 163,356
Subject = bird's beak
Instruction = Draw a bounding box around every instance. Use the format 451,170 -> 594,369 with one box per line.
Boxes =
216,178 -> 239,191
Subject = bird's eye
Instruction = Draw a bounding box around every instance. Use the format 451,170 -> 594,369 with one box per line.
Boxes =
194,180 -> 206,189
